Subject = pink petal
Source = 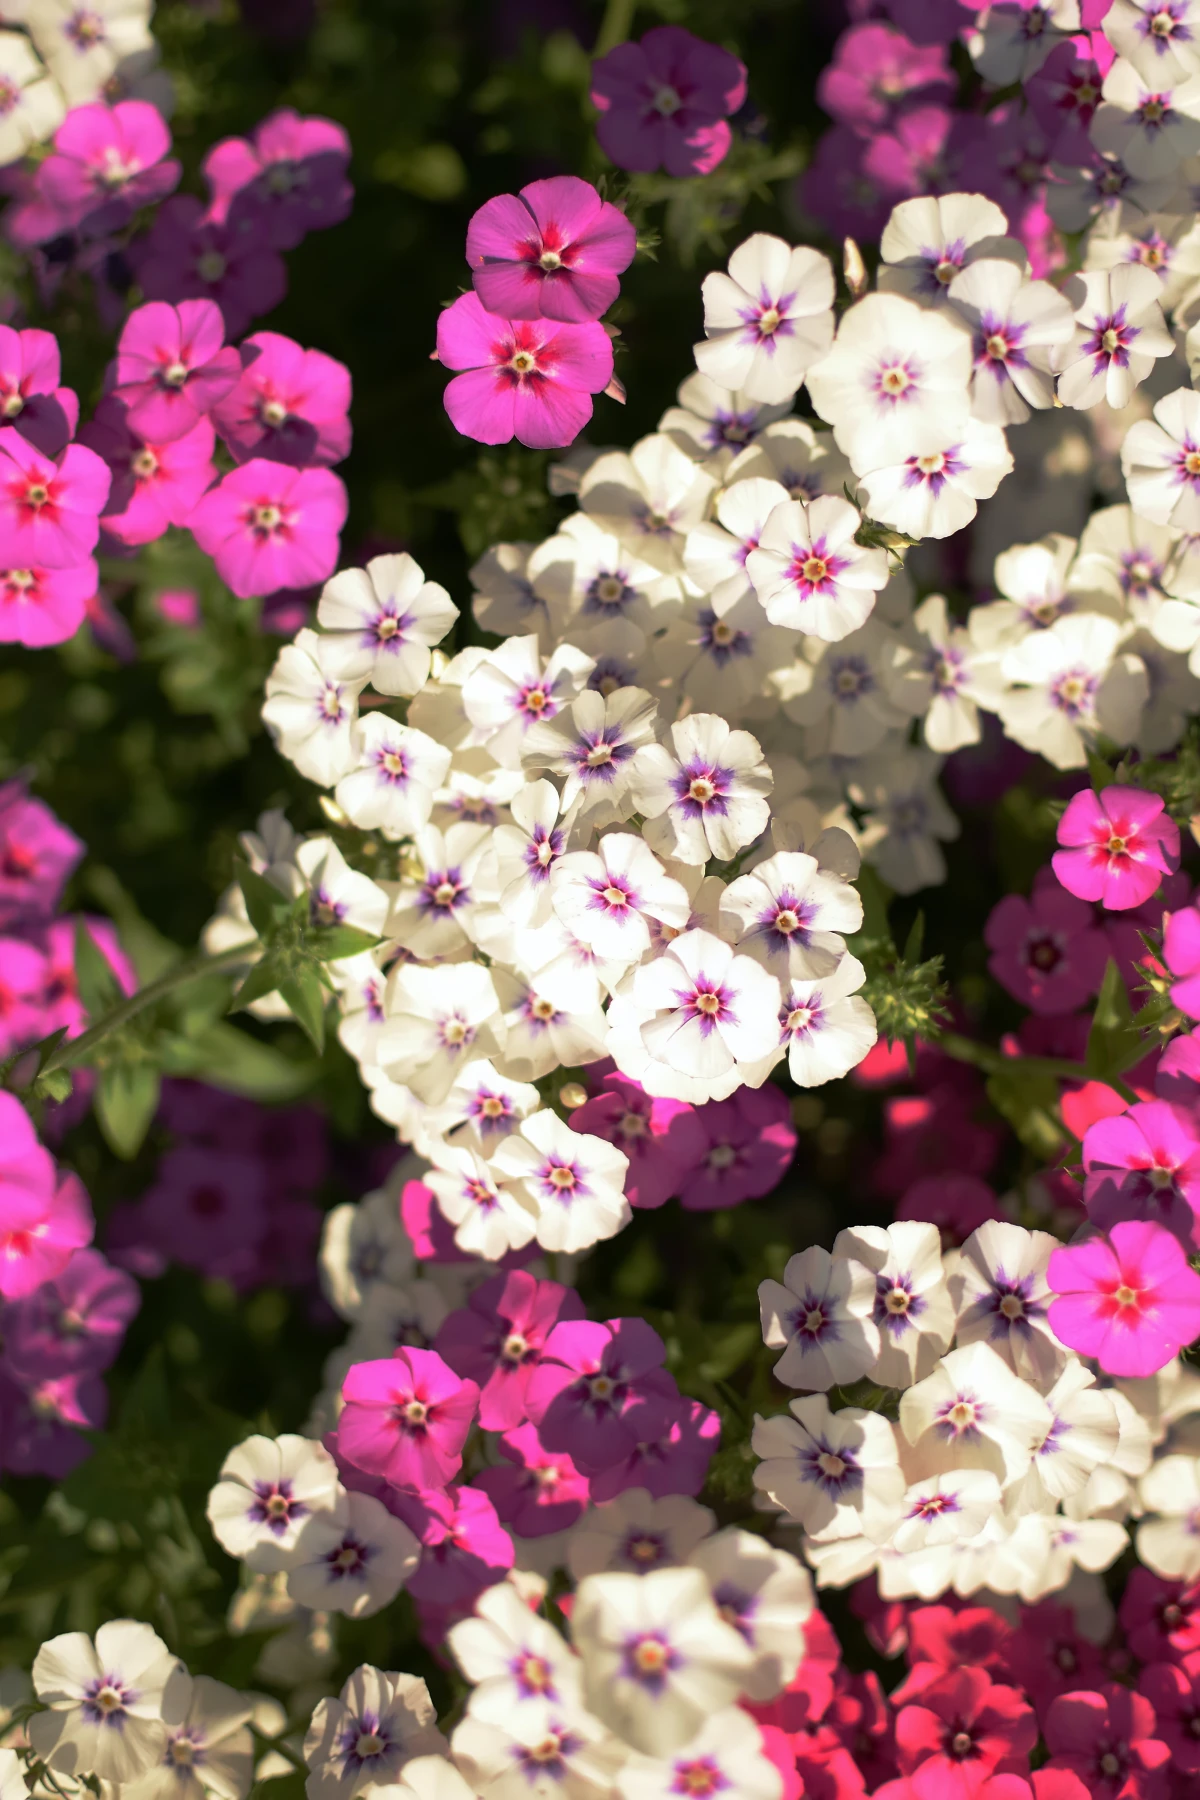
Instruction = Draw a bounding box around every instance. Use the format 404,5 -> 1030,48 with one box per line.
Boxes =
511,380 -> 593,449
443,367 -> 517,445
437,292 -> 512,372
1056,788 -> 1105,848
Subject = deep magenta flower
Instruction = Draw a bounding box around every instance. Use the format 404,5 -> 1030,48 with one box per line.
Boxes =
1082,1101 -> 1200,1246
473,1422 -> 591,1537
984,875 -> 1108,1016
0,1097 -> 91,1300
522,1315 -> 676,1474
1047,1218 -> 1200,1377
569,1074 -> 706,1210
112,300 -> 241,444
0,562 -> 97,649
81,400 -> 217,548
816,23 -> 953,138
131,195 -> 288,341
677,1085 -> 797,1211
0,430 -> 111,569
211,331 -> 351,468
138,1145 -> 265,1275
0,327 -> 78,459
39,101 -> 180,235
1164,904 -> 1200,1020
1052,786 -> 1181,912
1157,1028 -> 1200,1108
393,1482 -> 513,1605
0,1368 -> 107,1480
201,108 -> 352,249
590,25 -> 747,177
436,292 -> 613,450
0,936 -> 50,1057
0,782 -> 82,928
587,1392 -> 720,1502
1138,1656 -> 1200,1775
466,176 -> 635,323
434,1269 -> 586,1432
1043,1686 -> 1170,1800
1120,1569 -> 1200,1665
189,458 -> 347,598
336,1348 -> 480,1492
894,1668 -> 1038,1800
3,1247 -> 139,1379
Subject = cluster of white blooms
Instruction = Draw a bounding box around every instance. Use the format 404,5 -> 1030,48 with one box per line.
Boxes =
751,1217 -> 1200,1604
0,0 -> 166,157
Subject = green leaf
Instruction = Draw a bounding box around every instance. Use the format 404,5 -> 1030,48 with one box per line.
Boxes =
986,1064 -> 1064,1159
235,859 -> 289,939
1087,750 -> 1117,793
95,1062 -> 161,1159
230,954 -> 287,1012
181,1021 -> 316,1100
74,917 -> 121,1018
34,1068 -> 73,1103
307,924 -> 382,962
903,910 -> 925,964
1085,957 -> 1143,1080
277,968 -> 327,1052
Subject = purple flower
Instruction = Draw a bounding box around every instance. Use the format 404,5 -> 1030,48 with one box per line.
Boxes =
131,195 -> 288,341
0,1366 -> 107,1479
436,292 -> 614,450
466,176 -> 636,323
211,331 -> 352,468
394,1483 -> 514,1605
0,326 -> 78,458
336,1348 -> 480,1491
569,1074 -> 707,1211
39,101 -> 180,236
135,1144 -> 266,1277
2,1247 -> 139,1379
590,26 -> 747,178
587,1394 -> 721,1502
474,1422 -> 591,1536
676,1085 -> 797,1212
523,1316 -> 676,1474
202,108 -> 352,251
434,1269 -> 586,1432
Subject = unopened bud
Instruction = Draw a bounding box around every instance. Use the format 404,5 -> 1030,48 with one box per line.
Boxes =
604,374 -> 627,405
842,236 -> 867,300
318,796 -> 349,825
558,1081 -> 589,1110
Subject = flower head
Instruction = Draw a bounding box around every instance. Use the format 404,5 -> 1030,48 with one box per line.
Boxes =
437,293 -> 614,450
589,27 -> 747,178
467,176 -> 635,323
1052,784 -> 1180,909
1047,1218 -> 1200,1376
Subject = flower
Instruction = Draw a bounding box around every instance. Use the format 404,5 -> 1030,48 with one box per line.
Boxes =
589,26 -> 747,179
579,434 -> 716,575
112,300 -> 240,444
39,100 -> 180,234
450,1702 -> 621,1800
304,1666 -> 447,1800
629,714 -> 772,865
400,1482 -> 515,1605
435,1270 -> 585,1432
1137,1454 -> 1200,1580
211,330 -> 352,469
523,1316 -> 674,1476
751,1394 -> 905,1539
26,2 -> 155,107
475,1424 -> 590,1538
1105,0 -> 1200,83
0,1099 -> 92,1299
30,1619 -> 189,1783
949,1221 -> 1066,1387
856,418 -> 1015,542
202,108 -> 352,249
894,1668 -> 1037,1800
1093,54 -> 1200,175
1166,903 -> 1200,1019
0,430 -> 111,568
1137,1657 -> 1200,1773
878,193 -> 1023,304
131,195 -> 288,341
746,494 -> 890,639
1047,1219 -> 1200,1376
491,1110 -> 631,1255
466,176 -> 635,323
1082,1100 -> 1200,1244
832,1220 -> 955,1388
262,628 -> 366,787
446,1577 -> 583,1721
568,1488 -> 714,1579
946,257 -> 1076,425
777,955 -> 879,1089
758,1245 -> 880,1391
0,324 -> 78,460
695,232 -> 835,404
461,635 -> 594,770
124,1673 -> 254,1800
615,1709 -> 783,1800
984,875 -> 1108,1014
316,553 -> 459,697
1042,1686 -> 1170,1800
0,35 -> 64,167
422,1132 -> 538,1263
190,459 -> 348,599
436,293 -> 614,451
674,1084 -> 797,1211
336,1348 -> 480,1491
2,1247 -> 139,1379
0,560 -> 96,650
1056,266 -> 1174,410
333,716 -> 451,836
995,614 -> 1148,771
377,963 -> 504,1106
550,832 -> 690,964
205,1432 -> 341,1569
898,1341 -> 1053,1491
522,686 -> 658,824
687,1528 -> 812,1702
1120,388 -> 1200,531
286,1488 -> 421,1618
1051,785 -> 1180,910
567,1075 -> 705,1211
81,400 -> 217,547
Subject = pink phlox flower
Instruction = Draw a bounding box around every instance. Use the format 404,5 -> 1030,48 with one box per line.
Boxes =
189,457 -> 347,598
131,194 -> 288,340
0,1108 -> 92,1300
845,0 -> 974,45
894,1667 -> 1038,1800
522,1315 -> 676,1474
473,1421 -> 591,1537
391,1481 -> 513,1605
0,783 -> 82,928
1163,902 -> 1200,1020
81,398 -> 217,547
585,1391 -> 720,1502
400,1174 -> 475,1265
589,26 -> 747,178
201,109 -> 352,249
0,1366 -> 107,1479
1156,1027 -> 1200,1109
434,1269 -> 587,1432
112,300 -> 241,443
816,24 -> 954,137
896,1174 -> 1007,1249
1047,1217 -> 1200,1376
569,1073 -> 706,1210
466,175 -> 636,323
0,326 -> 78,459
0,935 -> 50,1056
1027,39 -> 1108,163
800,125 -> 891,243
0,558 -> 97,648
1082,1099 -> 1200,1246
824,1666 -> 898,1793
336,1347 -> 480,1491
211,330 -> 351,468
436,291 -> 614,450
0,427 -> 111,568
675,1083 -> 797,1211
2,1246 -> 139,1380
999,1603 -> 1109,1722
890,1606 -> 1015,1706
1120,1569 -> 1200,1665
984,872 -> 1108,1014
39,101 -> 180,235
1100,868 -> 1189,994
1042,1685 -> 1170,1800
1052,786 -> 1181,912
37,915 -> 135,1042
1138,1654 -> 1200,1774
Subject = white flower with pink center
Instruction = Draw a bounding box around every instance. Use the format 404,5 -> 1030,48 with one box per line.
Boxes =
652,588 -> 795,719
630,713 -> 772,866
878,193 -> 1024,306
1121,388 -> 1200,532
724,417 -> 854,504
758,1245 -> 880,1392
579,434 -> 717,576
527,512 -> 681,635
856,417 -> 1014,542
745,492 -> 889,639
550,832 -> 690,963
262,627 -> 367,788
1055,265 -> 1173,410
386,821 -> 497,959
296,835 -> 389,940
659,370 -> 792,465
888,593 -> 1003,755
899,1342 -> 1053,1494
684,476 -> 790,613
286,1488 -> 421,1619
720,850 -> 862,982
568,1489 -> 714,1580
750,1393 -> 904,1538
1106,0 -> 1200,83
317,552 -> 459,698
447,1579 -> 583,1725
491,1109 -> 630,1254
461,634 -> 595,770
996,611 -> 1148,769
947,258 -> 1076,426
377,962 -> 505,1105
832,1220 -> 955,1390
492,779 -> 576,929
1092,54 -> 1200,175
523,686 -> 659,825
890,1468 -> 1004,1555
971,0 -> 1080,85
424,1128 -> 538,1261
694,232 -> 835,405
775,953 -> 878,1090
333,714 -> 451,836
618,928 -> 783,1101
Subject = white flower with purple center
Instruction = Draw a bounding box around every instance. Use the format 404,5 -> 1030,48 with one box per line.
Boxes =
287,1489 -> 421,1619
377,962 -> 505,1106
724,417 -> 854,504
996,611 -> 1148,769
491,1109 -> 630,1255
971,0 -> 1080,84
571,1567 -> 755,1757
888,594 -> 1001,755
721,850 -> 862,982
848,746 -> 961,896
614,1708 -> 783,1800
470,543 -> 552,647
451,1702 -> 623,1800
949,1220 -> 1066,1387
527,513 -> 681,635
386,822 -> 496,958
0,37 -> 64,168
461,635 -> 595,770
579,435 -> 717,576
433,1058 -> 540,1150
659,370 -> 792,465
890,1468 -> 1003,1555
550,832 -> 690,964
333,715 -> 452,837
319,1175 -> 420,1321
832,1220 -> 955,1389
775,953 -> 878,1089
206,1432 -> 341,1569
773,621 -> 909,757
1137,1452 -> 1200,1579
493,962 -> 608,1083
750,1393 -> 904,1539
332,949 -> 392,1072
631,713 -> 772,867
684,476 -> 790,613
1068,503 -> 1198,635
857,417 -> 1014,542
425,1126 -> 538,1261
297,836 -> 390,945
30,1621 -> 189,1784
758,1245 -> 880,1393
695,233 -> 835,405
1056,264 -> 1173,409
653,589 -> 794,717
878,193 -> 1025,306
970,533 -> 1082,650
127,1672 -> 255,1800
568,1489 -> 714,1580
317,553 -> 459,697
1092,54 -> 1200,176
448,1579 -> 583,1725
1014,1358 -> 1121,1511
899,1341 -> 1053,1493
1106,0 -> 1200,84
523,686 -> 659,825
262,627 -> 367,788
492,780 -> 574,929
622,928 -> 783,1098
947,258 -> 1076,426
304,1666 -> 447,1800
687,1529 -> 813,1702
745,493 -> 889,640
1122,389 -> 1200,532
1084,208 -> 1200,313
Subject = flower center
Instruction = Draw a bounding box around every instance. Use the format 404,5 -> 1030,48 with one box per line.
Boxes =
24,483 -> 48,508
531,997 -> 556,1020
1100,1755 -> 1120,1777
538,250 -> 562,271
652,85 -> 681,115
711,620 -> 734,645
985,332 -> 1009,361
695,991 -> 722,1016
94,1686 -> 124,1715
261,398 -> 289,427
817,1450 -> 846,1477
549,1164 -> 576,1189
132,448 -> 159,479
510,350 -> 538,376
403,1399 -> 428,1425
585,742 -> 614,766
162,361 -> 189,388
1114,1284 -> 1141,1310
1101,327 -> 1122,354
885,1288 -> 911,1314
253,503 -> 282,532
688,776 -> 715,803
759,305 -> 781,335
633,1636 -> 670,1673
602,884 -> 629,908
1,392 -> 23,417
951,1733 -> 974,1758
802,554 -> 828,582
355,1732 -> 384,1759
502,1332 -> 529,1363
881,364 -> 911,393
197,250 -> 227,282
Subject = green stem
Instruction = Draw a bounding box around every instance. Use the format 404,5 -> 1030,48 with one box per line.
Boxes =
248,1726 -> 305,1772
42,944 -> 252,1075
594,0 -> 636,56
937,1030 -> 1151,1091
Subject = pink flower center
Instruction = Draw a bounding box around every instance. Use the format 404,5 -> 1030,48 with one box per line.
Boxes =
261,398 -> 288,428
161,362 -> 189,389
2,391 -> 24,418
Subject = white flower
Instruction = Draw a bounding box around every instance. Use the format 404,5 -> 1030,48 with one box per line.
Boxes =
1092,56 -> 1200,176
451,1703 -> 623,1800
447,1580 -> 582,1723
424,1128 -> 537,1261
1136,1454 -> 1200,1578
1128,628 -> 1200,750
1084,208 -> 1200,312
30,1621 -> 188,1784
491,780 -> 575,929
523,687 -> 659,826
550,834 -> 689,964
971,0 -> 1079,82
346,1278 -> 450,1361
850,745 -> 960,894
995,611 -> 1148,768
319,1176 -> 418,1320
888,594 -> 1001,753
889,1469 -> 1004,1556
527,515 -> 680,635
461,637 -> 595,771
390,1758 -> 481,1800
948,259 -> 1076,426
684,477 -> 790,612
570,1567 -> 754,1757
333,948 -> 392,1071
695,233 -> 835,404
567,1491 -> 715,1580
614,1710 -> 782,1800
832,1221 -> 955,1389
0,32 -> 64,163
899,1341 -> 1054,1492
720,850 -> 861,982
123,1675 -> 254,1800
686,1530 -> 812,1702
27,0 -> 154,106
469,543 -> 550,646
652,590 -> 794,717
317,554 -> 458,698
630,715 -> 772,867
777,954 -> 878,1089
724,418 -> 853,503
806,293 -> 973,474
1014,1359 -> 1122,1511
493,963 -> 608,1083
750,1395 -> 904,1538
1068,503 -> 1195,630
377,963 -> 505,1106
857,417 -> 1014,542
579,436 -> 717,576
1105,0 -> 1200,82
972,533 -> 1082,648
773,622 -> 908,757
304,1666 -> 447,1800
333,717 -> 451,837
878,193 -> 1024,305
1055,266 -> 1173,410
206,1433 -> 341,1569
758,1245 -> 880,1392
659,372 -> 792,465
1121,389 -> 1200,531
618,929 -> 783,1102
949,1221 -> 1066,1386
286,1490 -> 420,1618
262,629 -> 366,788
490,1110 -> 630,1255
429,1054 -> 542,1151
386,822 -> 497,958
745,494 -> 889,639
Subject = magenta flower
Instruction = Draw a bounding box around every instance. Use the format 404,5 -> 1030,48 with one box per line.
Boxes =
1043,1686 -> 1170,1800
81,400 -> 217,548
0,936 -> 50,1056
3,1247 -> 139,1379
1138,1658 -> 1200,1775
474,1422 -> 591,1537
569,1074 -> 706,1211
816,24 -> 953,138
1047,1219 -> 1200,1377
0,1098 -> 92,1300
0,561 -> 97,649
1157,1028 -> 1200,1108
201,108 -> 352,249
587,1392 -> 720,1502
0,430 -> 111,569
189,459 -> 347,598
0,327 -> 78,459
895,1668 -> 1037,1800
0,782 -> 82,928
677,1086 -> 797,1211
434,1269 -> 586,1433
590,25 -> 747,178
131,196 -> 288,341
211,331 -> 351,468
1083,1100 -> 1200,1246
1164,904 -> 1200,1020
0,1368 -> 107,1480
466,176 -> 635,323
436,292 -> 613,450
395,1482 -> 513,1605
1052,785 -> 1181,912
984,875 -> 1108,1016
138,1145 -> 265,1276
39,101 -> 180,235
523,1316 -> 676,1475
336,1349 -> 480,1491
112,300 -> 241,444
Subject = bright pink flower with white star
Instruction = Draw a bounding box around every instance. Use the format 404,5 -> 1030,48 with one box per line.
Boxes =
1047,1218 -> 1200,1377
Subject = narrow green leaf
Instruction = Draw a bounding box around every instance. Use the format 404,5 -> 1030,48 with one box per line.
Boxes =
1086,750 -> 1117,794
986,1065 -> 1064,1159
1093,959 -> 1133,1033
230,955 -> 287,1011
95,1063 -> 160,1159
235,859 -> 289,939
902,910 -> 925,965
74,917 -> 121,1018
307,924 -> 381,962
277,968 -> 327,1052
178,1021 -> 316,1101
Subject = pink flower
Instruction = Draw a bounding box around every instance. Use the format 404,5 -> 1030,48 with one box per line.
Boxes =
523,1316 -> 676,1474
816,24 -> 953,138
0,782 -> 82,928
0,1095 -> 92,1299
586,1391 -> 720,1502
189,459 -> 347,598
1052,786 -> 1181,913
1082,1101 -> 1200,1246
0,1368 -> 107,1480
1157,1028 -> 1200,1109
131,195 -> 288,340
81,400 -> 217,547
201,108 -> 352,249
336,1348 -> 480,1491
39,101 -> 180,234
3,1247 -> 139,1379
466,175 -> 636,323
1043,1686 -> 1170,1800
1120,1570 -> 1200,1665
38,917 -> 134,1044
1003,1604 -> 1108,1722
395,1483 -> 513,1605
677,1086 -> 798,1211
435,292 -> 613,450
895,1669 -> 1038,1800
0,936 -> 50,1056
984,874 -> 1108,1015
569,1074 -> 706,1210
474,1422 -> 591,1537
1047,1218 -> 1200,1377
211,331 -> 351,468
0,327 -> 78,459
0,430 -> 111,568
112,300 -> 241,444
0,561 -> 97,648
434,1269 -> 586,1432
897,1174 -> 1007,1249
1164,904 -> 1200,1020
1138,1656 -> 1200,1775
589,25 -> 747,177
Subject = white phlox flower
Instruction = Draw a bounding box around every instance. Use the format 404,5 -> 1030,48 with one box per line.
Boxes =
549,833 -> 690,964
567,1490 -> 715,1580
522,687 -> 659,826
27,0 -> 155,106
948,1220 -> 1067,1387
447,1578 -> 584,1723
758,1245 -> 880,1392
424,1127 -> 538,1260
285,1490 -> 420,1619
385,822 -> 498,959
469,543 -> 550,646
460,636 -> 595,770
695,233 -> 835,405
1013,1358 -> 1122,1512
970,1 -> 1080,85
652,589 -> 794,718
772,622 -> 909,757
451,1702 -> 624,1800
122,1675 -> 254,1800
578,436 -> 717,575
899,1341 -> 1054,1493
206,1433 -> 341,1570
723,417 -> 853,503
877,193 -> 1025,305
30,1621 -> 189,1784
832,1221 -> 955,1389
318,1171 -> 420,1320
685,1530 -> 811,1702
526,515 -> 681,636
947,258 -> 1076,426
304,1666 -> 447,1800
614,1709 -> 783,1800
493,960 -> 609,1082
490,1109 -> 630,1254
889,1468 -> 1004,1556
1136,1454 -> 1200,1577
971,533 -> 1085,650
848,746 -> 961,894
317,553 -> 459,698
333,717 -> 452,836
745,493 -> 890,639
1091,55 -> 1200,176
0,31 -> 64,162
658,371 -> 792,466
376,963 -> 505,1106
1105,0 -> 1200,82
719,850 -> 861,982
1121,388 -> 1200,530
262,629 -> 367,788
994,610 -> 1149,768
887,593 -> 1002,753
1055,265 -> 1174,409
750,1394 -> 905,1539
856,417 -> 1015,542
684,477 -> 791,613
630,714 -> 773,866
